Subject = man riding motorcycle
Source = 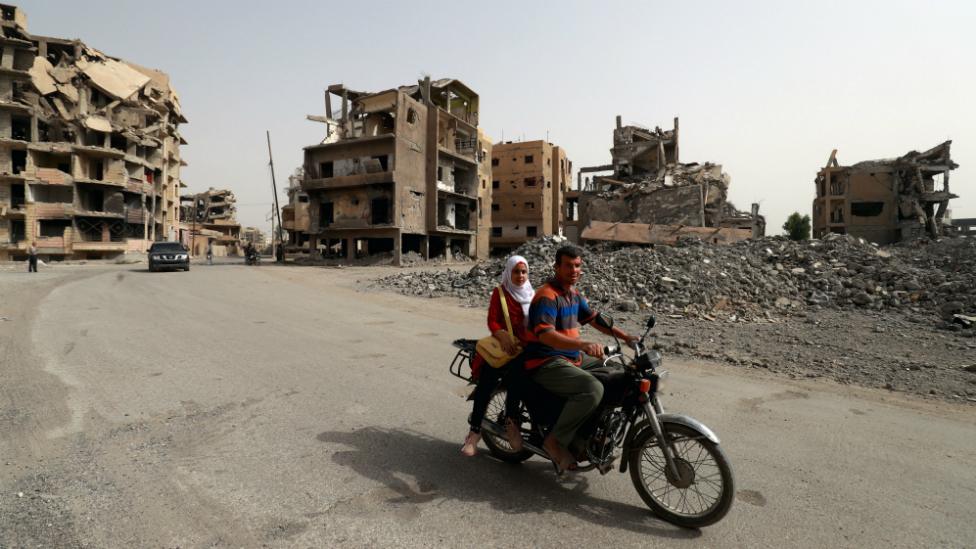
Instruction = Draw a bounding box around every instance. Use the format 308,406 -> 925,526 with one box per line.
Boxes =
524,245 -> 638,472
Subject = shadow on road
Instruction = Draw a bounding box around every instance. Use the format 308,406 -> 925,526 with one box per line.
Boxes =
316,426 -> 700,539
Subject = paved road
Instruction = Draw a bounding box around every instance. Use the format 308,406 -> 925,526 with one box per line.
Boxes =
1,263 -> 974,548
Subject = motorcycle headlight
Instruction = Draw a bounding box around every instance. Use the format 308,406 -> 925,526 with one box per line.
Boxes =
647,350 -> 663,369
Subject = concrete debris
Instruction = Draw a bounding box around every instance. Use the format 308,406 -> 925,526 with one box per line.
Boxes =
0,5 -> 187,261
377,234 -> 976,327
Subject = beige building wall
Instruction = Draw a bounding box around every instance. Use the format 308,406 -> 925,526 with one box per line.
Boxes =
489,140 -> 570,250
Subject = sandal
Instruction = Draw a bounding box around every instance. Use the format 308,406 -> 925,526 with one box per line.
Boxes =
460,431 -> 480,457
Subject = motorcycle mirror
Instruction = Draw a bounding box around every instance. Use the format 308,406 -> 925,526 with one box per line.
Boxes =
646,315 -> 656,329
594,314 -> 614,330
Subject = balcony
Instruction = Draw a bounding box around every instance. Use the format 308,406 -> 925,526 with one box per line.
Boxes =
72,240 -> 127,252
33,203 -> 73,218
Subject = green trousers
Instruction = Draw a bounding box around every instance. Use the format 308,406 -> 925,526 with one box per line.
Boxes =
531,355 -> 603,447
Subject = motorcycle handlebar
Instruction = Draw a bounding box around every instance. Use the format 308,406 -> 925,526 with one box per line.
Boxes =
604,344 -> 620,356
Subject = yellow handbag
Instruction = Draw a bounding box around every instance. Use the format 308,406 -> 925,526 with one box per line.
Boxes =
476,286 -> 521,368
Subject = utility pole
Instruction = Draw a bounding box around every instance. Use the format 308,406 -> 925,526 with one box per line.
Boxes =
266,131 -> 284,263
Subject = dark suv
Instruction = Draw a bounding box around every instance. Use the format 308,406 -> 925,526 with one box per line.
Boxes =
148,242 -> 190,272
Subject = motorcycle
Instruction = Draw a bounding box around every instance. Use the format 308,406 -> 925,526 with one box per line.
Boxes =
449,314 -> 735,528
245,250 -> 261,265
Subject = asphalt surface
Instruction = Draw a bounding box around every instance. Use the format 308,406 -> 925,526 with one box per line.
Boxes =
1,262 -> 974,548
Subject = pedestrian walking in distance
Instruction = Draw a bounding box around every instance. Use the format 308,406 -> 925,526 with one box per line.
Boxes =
27,241 -> 38,273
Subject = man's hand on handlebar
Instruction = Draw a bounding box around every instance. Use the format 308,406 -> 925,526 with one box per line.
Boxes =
581,341 -> 604,359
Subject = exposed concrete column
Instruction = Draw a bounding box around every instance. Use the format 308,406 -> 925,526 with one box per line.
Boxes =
393,231 -> 402,266
615,115 -> 622,130
422,236 -> 429,260
345,237 -> 354,260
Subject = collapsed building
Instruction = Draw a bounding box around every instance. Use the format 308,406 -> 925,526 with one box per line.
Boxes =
0,4 -> 187,261
281,167 -> 311,255
179,188 -> 241,256
569,116 -> 763,246
300,77 -> 493,264
489,140 -> 571,252
812,142 -> 959,244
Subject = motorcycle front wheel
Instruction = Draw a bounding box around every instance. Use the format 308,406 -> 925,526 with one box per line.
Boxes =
481,388 -> 532,464
629,423 -> 735,528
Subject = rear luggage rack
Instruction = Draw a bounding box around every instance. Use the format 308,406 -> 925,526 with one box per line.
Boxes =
450,339 -> 477,382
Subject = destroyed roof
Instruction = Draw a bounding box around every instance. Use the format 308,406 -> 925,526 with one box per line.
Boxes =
846,141 -> 957,172
329,78 -> 478,102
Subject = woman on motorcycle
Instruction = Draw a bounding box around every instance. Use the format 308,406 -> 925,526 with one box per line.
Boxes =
461,255 -> 534,457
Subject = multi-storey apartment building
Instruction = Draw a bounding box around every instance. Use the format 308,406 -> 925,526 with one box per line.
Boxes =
300,77 -> 492,263
489,140 -> 571,251
0,4 -> 186,261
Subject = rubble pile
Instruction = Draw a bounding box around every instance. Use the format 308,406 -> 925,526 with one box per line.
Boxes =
377,235 -> 976,326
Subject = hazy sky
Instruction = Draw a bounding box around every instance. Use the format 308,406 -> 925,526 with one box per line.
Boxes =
19,0 -> 976,235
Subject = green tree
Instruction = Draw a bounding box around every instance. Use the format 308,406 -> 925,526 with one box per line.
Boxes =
782,212 -> 811,241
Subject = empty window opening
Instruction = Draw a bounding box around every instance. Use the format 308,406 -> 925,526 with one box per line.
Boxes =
492,203 -> 500,211
491,158 -> 499,167
524,201 -> 535,210
11,183 -> 25,208
10,219 -> 25,242
39,219 -> 71,237
524,155 -> 534,164
34,151 -> 71,173
527,226 -> 538,237
372,155 -> 389,172
481,179 -> 486,190
402,234 -> 423,255
851,202 -> 884,217
1,6 -> 14,20
429,236 -> 447,259
298,195 -> 310,203
437,166 -> 443,181
89,159 -> 104,180
370,197 -> 391,225
37,119 -> 50,142
546,181 -> 551,188
80,187 -> 105,212
491,227 -> 502,237
11,115 -> 30,141
455,203 -> 471,231
11,150 -> 26,174
110,133 -> 127,151
492,180 -> 499,189
320,201 -> 334,227
32,185 -> 72,203
320,161 -> 334,178
406,108 -> 418,124
524,177 -> 537,187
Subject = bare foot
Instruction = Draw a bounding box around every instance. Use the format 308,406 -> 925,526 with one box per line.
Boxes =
460,431 -> 480,457
505,419 -> 524,452
543,435 -> 576,472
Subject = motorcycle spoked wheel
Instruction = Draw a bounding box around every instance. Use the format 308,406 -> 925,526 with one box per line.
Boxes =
481,388 -> 533,464
629,423 -> 735,528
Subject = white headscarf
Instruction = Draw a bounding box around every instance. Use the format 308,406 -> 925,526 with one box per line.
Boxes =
501,255 -> 534,326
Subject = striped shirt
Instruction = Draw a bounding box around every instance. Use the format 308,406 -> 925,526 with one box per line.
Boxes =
524,279 -> 597,370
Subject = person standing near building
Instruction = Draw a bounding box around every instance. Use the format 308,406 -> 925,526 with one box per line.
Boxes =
206,241 -> 213,265
27,241 -> 38,273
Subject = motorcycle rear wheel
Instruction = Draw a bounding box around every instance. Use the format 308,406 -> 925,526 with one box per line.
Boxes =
481,389 -> 532,464
629,423 -> 734,528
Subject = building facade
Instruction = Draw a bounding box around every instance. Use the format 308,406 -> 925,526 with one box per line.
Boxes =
179,188 -> 241,256
0,4 -> 186,261
300,77 -> 491,263
489,140 -> 571,251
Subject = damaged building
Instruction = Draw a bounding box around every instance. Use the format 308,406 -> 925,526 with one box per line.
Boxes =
569,116 -> 763,246
489,140 -> 571,253
300,77 -> 492,264
179,188 -> 241,256
812,141 -> 959,243
0,4 -> 187,261
281,167 -> 311,255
